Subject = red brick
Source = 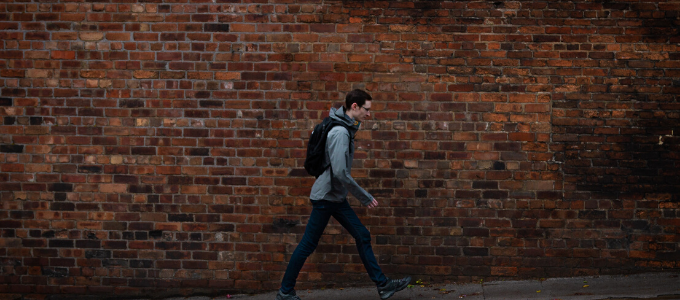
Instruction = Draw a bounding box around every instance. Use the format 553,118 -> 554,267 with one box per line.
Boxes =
3,2 -> 678,296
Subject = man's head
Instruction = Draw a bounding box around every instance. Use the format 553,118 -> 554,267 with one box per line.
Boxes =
344,89 -> 372,123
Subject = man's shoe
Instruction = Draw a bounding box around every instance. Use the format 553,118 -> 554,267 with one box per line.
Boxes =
377,276 -> 411,300
275,290 -> 302,300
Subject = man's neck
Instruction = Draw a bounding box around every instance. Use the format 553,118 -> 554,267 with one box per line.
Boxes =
344,107 -> 358,121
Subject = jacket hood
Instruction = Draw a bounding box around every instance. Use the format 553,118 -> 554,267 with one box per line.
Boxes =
330,106 -> 360,135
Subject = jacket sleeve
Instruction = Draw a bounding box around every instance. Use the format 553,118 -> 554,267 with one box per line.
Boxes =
327,127 -> 373,206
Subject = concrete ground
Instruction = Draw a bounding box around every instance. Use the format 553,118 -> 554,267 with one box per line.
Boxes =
151,272 -> 680,300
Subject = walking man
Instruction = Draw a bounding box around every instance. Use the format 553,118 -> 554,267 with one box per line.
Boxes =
276,89 -> 411,300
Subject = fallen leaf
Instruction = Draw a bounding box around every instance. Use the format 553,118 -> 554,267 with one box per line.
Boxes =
583,285 -> 589,288
536,290 -> 541,293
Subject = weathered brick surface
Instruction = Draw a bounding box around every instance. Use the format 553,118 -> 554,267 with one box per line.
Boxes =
1,0 -> 679,298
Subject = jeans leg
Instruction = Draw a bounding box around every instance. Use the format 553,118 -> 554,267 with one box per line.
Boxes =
332,201 -> 388,286
280,201 -> 332,294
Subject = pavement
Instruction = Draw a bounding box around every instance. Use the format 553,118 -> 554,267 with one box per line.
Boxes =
149,272 -> 680,300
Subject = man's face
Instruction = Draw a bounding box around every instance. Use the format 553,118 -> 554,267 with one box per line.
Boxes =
352,100 -> 371,123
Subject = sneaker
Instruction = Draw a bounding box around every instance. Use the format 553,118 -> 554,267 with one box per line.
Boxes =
377,276 -> 411,300
275,290 -> 302,300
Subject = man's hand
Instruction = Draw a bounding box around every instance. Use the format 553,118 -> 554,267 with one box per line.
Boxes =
367,198 -> 379,209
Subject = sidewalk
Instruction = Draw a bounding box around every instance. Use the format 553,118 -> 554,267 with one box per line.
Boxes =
155,272 -> 680,300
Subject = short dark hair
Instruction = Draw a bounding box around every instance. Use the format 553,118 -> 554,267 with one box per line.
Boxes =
344,89 -> 372,110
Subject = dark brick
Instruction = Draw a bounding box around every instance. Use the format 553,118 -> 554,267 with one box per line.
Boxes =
78,165 -> 102,173
85,250 -> 111,259
49,202 -> 75,211
210,224 -> 234,232
168,214 -> 193,222
169,176 -> 193,184
29,117 -> 43,125
222,177 -> 247,185
0,145 -> 23,153
23,239 -> 46,247
0,97 -> 11,106
184,129 -> 209,137
49,240 -> 74,248
48,183 -> 73,192
129,185 -> 153,193
156,242 -> 181,250
42,267 -> 68,278
10,211 -> 34,219
182,242 -> 204,251
187,148 -> 209,156
288,169 -> 308,177
149,230 -> 163,239
436,247 -> 461,256
114,175 -> 138,184
102,259 -> 129,267
54,193 -> 67,201
537,191 -> 562,200
103,222 -> 127,231
131,147 -> 156,155
129,279 -> 155,287
199,100 -> 223,108
190,233 -> 202,241
122,232 -> 134,240
579,210 -> 607,219
463,228 -> 489,237
463,247 -> 489,256
185,110 -> 209,118
622,220 -> 649,230
130,260 -> 154,268
483,190 -> 508,199
135,232 -> 148,240
103,241 -> 127,249
76,240 -> 101,248
204,23 -> 229,32
119,100 -> 145,108
655,252 -> 680,260
472,181 -> 498,189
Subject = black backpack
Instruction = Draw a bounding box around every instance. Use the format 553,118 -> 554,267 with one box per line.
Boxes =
304,117 -> 352,178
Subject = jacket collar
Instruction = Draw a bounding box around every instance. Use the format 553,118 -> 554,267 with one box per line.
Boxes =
330,107 -> 360,135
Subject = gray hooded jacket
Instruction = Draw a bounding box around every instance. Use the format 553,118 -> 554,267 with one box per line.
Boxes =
309,107 -> 373,206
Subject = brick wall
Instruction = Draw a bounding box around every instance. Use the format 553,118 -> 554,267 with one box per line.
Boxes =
1,0 -> 679,298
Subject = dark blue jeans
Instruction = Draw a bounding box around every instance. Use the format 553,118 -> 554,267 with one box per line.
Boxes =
280,200 -> 387,294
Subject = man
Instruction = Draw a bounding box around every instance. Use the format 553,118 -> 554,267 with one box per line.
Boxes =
276,89 -> 411,300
